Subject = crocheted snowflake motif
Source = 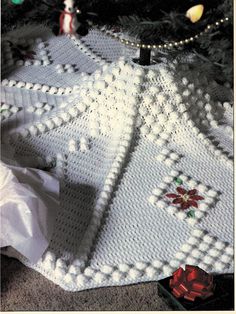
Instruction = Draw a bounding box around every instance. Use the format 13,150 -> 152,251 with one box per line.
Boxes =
166,187 -> 204,211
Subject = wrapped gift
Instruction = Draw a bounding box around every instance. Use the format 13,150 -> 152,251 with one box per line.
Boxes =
157,266 -> 233,311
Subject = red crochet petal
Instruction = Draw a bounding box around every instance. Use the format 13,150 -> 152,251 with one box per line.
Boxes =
188,189 -> 197,195
166,193 -> 179,198
176,187 -> 187,195
188,200 -> 198,208
173,197 -> 183,204
181,202 -> 190,210
190,195 -> 204,201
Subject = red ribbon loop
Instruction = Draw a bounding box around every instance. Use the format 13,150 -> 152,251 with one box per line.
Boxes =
169,265 -> 214,302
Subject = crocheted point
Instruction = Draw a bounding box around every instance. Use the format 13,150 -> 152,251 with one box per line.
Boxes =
14,59 -> 144,272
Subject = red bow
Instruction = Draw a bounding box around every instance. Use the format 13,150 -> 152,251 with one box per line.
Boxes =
59,11 -> 76,34
169,265 -> 214,302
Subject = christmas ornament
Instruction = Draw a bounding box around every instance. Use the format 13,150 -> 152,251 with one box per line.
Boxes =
11,0 -> 24,4
59,0 -> 88,36
60,0 -> 78,34
186,4 -> 204,23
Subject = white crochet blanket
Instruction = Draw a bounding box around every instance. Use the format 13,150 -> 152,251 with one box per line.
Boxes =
1,25 -> 233,291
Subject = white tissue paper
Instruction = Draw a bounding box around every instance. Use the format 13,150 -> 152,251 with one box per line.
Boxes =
0,161 -> 59,263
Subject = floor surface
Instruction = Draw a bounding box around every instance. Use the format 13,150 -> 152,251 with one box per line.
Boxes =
1,255 -> 171,311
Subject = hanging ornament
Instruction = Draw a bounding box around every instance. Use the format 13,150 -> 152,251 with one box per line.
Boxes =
186,4 -> 204,23
11,0 -> 24,4
58,0 -> 88,36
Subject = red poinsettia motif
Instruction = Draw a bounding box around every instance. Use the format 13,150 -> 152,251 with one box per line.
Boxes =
166,187 -> 204,210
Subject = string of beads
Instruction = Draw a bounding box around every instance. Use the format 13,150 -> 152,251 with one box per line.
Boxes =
98,17 -> 229,50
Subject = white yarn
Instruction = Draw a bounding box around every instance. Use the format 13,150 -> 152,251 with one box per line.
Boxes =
1,25 -> 233,293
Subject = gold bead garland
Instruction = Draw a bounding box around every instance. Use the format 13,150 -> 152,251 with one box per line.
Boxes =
99,17 -> 229,50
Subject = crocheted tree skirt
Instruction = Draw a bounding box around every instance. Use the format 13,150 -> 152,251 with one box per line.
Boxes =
1,25 -> 233,291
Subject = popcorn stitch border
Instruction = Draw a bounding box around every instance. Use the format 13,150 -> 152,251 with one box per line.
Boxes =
4,228 -> 233,291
